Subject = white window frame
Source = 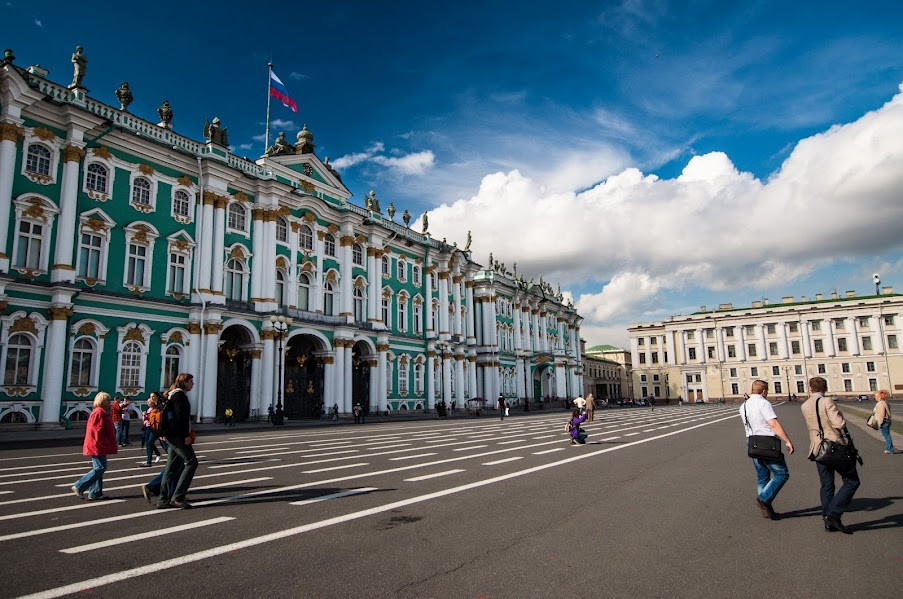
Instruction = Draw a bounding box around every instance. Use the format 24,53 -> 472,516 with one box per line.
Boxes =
275,269 -> 286,306
412,265 -> 421,286
115,324 -> 153,395
224,257 -> 248,301
353,285 -> 365,321
413,299 -> 423,335
397,260 -> 407,282
227,202 -> 248,234
65,319 -> 108,394
276,217 -> 289,244
20,132 -> 61,185
386,354 -> 394,394
382,290 -> 392,328
171,187 -> 193,223
11,195 -> 59,275
122,222 -> 158,292
324,234 -> 336,257
67,337 -> 98,389
299,224 -> 314,250
398,356 -> 409,396
352,243 -> 363,266
398,293 -> 409,332
382,255 -> 390,279
323,281 -> 336,315
2,332 -> 37,387
161,342 -> 183,391
297,272 -> 311,311
76,211 -> 114,285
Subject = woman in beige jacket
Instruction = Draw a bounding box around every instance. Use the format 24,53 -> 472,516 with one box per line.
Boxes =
875,390 -> 894,454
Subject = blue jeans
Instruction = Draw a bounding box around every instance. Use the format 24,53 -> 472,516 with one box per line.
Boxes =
880,421 -> 894,452
74,455 -> 107,499
144,428 -> 168,464
816,461 -> 860,518
114,422 -> 123,445
159,439 -> 198,505
752,455 -> 789,505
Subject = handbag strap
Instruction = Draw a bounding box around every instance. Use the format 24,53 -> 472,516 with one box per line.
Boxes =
742,402 -> 752,433
815,396 -> 825,439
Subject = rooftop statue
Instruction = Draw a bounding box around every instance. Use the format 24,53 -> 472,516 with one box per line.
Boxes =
203,117 -> 228,146
402,209 -> 411,227
69,46 -> 86,89
387,202 -> 396,220
265,131 -> 293,157
364,190 -> 381,214
464,230 -> 472,251
157,100 -> 173,127
115,82 -> 133,111
421,212 -> 429,233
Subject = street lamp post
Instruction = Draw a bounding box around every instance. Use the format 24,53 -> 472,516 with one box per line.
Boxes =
269,315 -> 292,425
784,365 -> 792,402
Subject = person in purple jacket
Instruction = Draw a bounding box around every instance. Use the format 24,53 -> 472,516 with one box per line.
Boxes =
568,409 -> 588,445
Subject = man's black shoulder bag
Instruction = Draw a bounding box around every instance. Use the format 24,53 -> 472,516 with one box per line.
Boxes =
743,402 -> 783,461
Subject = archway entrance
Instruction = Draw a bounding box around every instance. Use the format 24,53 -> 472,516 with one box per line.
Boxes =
283,334 -> 325,419
216,325 -> 253,423
351,341 -> 373,416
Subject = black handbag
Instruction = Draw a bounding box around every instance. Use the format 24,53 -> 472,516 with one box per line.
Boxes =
743,403 -> 783,460
811,397 -> 862,470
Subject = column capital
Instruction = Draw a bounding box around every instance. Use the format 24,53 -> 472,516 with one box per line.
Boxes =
48,306 -> 73,320
63,145 -> 86,163
0,122 -> 24,143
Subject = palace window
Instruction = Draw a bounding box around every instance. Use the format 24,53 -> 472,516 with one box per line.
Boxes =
68,338 -> 96,388
811,321 -> 821,332
866,361 -> 876,372
352,243 -> 363,266
791,341 -> 801,354
413,265 -> 422,286
224,258 -> 247,301
687,331 -> 695,340
795,365 -> 802,375
843,379 -> 853,392
708,346 -> 715,359
858,317 -> 869,328
125,243 -> 148,288
297,273 -> 311,311
767,324 -> 776,335
382,255 -> 390,278
750,367 -> 758,377
276,217 -> 288,243
769,342 -> 778,356
172,189 -> 191,219
398,295 -> 408,332
889,335 -> 898,349
324,234 -> 336,257
323,281 -> 336,316
837,338 -> 847,352
131,177 -> 152,208
772,366 -> 780,376
15,219 -> 44,270
651,351 -> 658,363
818,363 -> 826,374
399,360 -> 409,395
747,343 -> 757,357
813,339 -> 823,353
386,358 -> 393,394
774,381 -> 783,394
414,362 -> 424,394
85,163 -> 109,193
398,260 -> 407,282
729,368 -> 737,377
841,363 -> 850,373
382,296 -> 390,327
4,333 -> 34,386
869,378 -> 878,392
162,345 -> 181,390
275,270 -> 285,306
227,203 -> 247,232
299,224 -> 313,250
862,336 -> 872,351
884,315 -> 895,326
788,323 -> 798,333
796,381 -> 805,393
835,319 -> 845,331
413,301 -> 423,335
118,341 -> 143,388
638,338 -> 645,346
167,250 -> 188,295
731,383 -> 739,395
725,327 -> 734,338
353,287 -> 365,321
25,143 -> 52,176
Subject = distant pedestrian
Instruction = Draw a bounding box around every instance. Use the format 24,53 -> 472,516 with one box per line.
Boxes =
741,380 -> 794,520
649,396 -> 656,411
567,409 -> 588,445
111,396 -> 124,446
677,395 -> 683,407
586,394 -> 596,421
874,390 -> 894,454
224,407 -> 234,427
72,392 -> 118,501
498,395 -> 506,420
267,405 -> 274,423
801,377 -> 860,534
120,398 -> 132,446
141,392 -> 167,466
451,400 -> 456,413
331,403 -> 339,421
157,373 -> 198,510
353,402 -> 363,424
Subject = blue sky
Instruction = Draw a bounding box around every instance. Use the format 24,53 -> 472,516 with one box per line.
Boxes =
4,0 -> 903,346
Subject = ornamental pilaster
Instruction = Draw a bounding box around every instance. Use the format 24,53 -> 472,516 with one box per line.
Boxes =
203,322 -> 223,335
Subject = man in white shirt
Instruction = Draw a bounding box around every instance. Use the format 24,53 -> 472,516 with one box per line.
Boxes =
740,380 -> 795,520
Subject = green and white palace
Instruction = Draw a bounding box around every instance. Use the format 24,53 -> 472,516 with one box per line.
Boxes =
0,49 -> 583,426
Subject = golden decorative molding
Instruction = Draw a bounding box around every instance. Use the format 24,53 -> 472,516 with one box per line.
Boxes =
63,145 -> 85,163
187,322 -> 202,335
233,191 -> 250,203
376,343 -> 390,352
91,146 -> 112,161
0,301 -> 9,314
453,275 -> 464,284
290,221 -> 300,232
260,329 -> 277,340
0,122 -> 25,142
73,387 -> 91,397
213,196 -> 228,210
11,317 -> 38,334
366,247 -> 378,257
203,322 -> 223,334
340,235 -> 355,246
317,230 -> 326,241
321,356 -> 334,365
229,246 -> 245,259
326,270 -> 337,283
77,323 -> 96,336
302,211 -> 317,222
301,262 -> 313,272
355,234 -> 367,243
84,217 -> 108,232
249,349 -> 262,359
177,175 -> 193,187
138,163 -> 155,176
33,127 -> 56,141
327,224 -> 339,234
5,387 -> 32,397
467,356 -> 477,362
48,306 -> 73,321
52,263 -> 76,271
124,328 -> 145,342
354,277 -> 365,289
168,331 -> 183,344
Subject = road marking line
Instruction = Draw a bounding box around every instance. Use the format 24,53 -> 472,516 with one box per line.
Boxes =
452,445 -> 488,451
390,453 -> 437,461
0,499 -> 127,522
362,443 -> 411,450
290,487 -> 379,506
188,477 -> 273,492
624,432 -> 641,437
533,448 -> 566,455
60,517 -> 235,554
482,457 -> 523,466
532,435 -> 556,440
644,429 -> 657,432
302,463 -> 368,474
496,439 -> 526,445
404,469 -> 465,482
207,459 -> 281,470
235,447 -> 289,454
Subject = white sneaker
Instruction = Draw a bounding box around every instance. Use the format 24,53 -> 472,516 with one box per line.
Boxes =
154,456 -> 161,463
71,485 -> 84,499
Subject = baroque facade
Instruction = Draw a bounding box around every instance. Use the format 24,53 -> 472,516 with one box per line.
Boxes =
0,50 -> 583,425
628,290 -> 902,402
581,343 -> 632,401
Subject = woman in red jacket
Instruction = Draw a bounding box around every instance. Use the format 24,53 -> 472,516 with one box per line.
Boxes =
71,392 -> 118,500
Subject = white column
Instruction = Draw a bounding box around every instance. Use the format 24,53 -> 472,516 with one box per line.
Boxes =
187,322 -> 203,400
738,328 -> 748,360
260,330 -> 275,416
198,198 -> 215,291
368,360 -> 378,412
0,122 -> 24,272
465,281 -> 476,342
779,323 -> 789,359
211,197 -> 226,294
323,356 -> 335,412
312,230 -> 324,312
333,339 -> 345,414
697,328 -> 706,363
630,337 -> 640,367
343,344 -> 353,412
263,214 -> 277,304
339,233 -> 353,317
39,308 -> 70,424
288,224 -> 299,307
201,324 -> 220,422
453,275 -> 464,336
468,356 -> 477,401
756,324 -> 767,360
555,363 -> 567,398
50,145 -> 83,283
249,349 -> 262,419
438,269 -> 450,335
848,317 -> 860,355
366,248 -> 378,322
455,355 -> 465,404
715,328 -> 725,362
801,321 -> 813,358
824,320 -> 836,356
427,345 -> 436,408
871,315 -> 885,352
377,343 -> 388,412
442,353 -> 452,403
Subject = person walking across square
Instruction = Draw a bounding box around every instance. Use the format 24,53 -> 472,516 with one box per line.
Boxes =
874,390 -> 895,454
72,392 -> 118,501
157,373 -> 198,510
740,380 -> 794,520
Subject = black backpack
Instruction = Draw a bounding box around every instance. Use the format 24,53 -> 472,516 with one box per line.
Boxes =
148,395 -> 177,437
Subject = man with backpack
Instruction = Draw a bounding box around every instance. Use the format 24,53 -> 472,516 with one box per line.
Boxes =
157,373 -> 198,510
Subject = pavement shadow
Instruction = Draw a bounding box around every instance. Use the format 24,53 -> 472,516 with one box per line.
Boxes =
851,512 -> 903,532
193,487 -> 391,508
775,505 -> 823,520
848,495 -> 903,513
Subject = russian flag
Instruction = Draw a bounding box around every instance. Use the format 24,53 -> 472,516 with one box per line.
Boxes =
269,71 -> 298,113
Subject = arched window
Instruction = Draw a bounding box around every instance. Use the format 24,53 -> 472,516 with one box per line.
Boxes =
433,360 -> 441,398
352,243 -> 363,266
324,234 -> 336,257
386,358 -> 393,394
132,177 -> 152,206
227,203 -> 246,231
323,281 -> 335,315
69,338 -> 95,387
172,189 -> 190,218
276,217 -> 288,242
298,272 -> 311,311
397,260 -> 407,282
275,269 -> 285,306
15,219 -> 44,270
382,296 -> 390,327
398,295 -> 408,332
4,333 -> 33,385
431,300 -> 439,332
353,287 -> 365,321
381,255 -> 390,278
224,258 -> 246,300
119,341 -> 143,388
299,224 -> 313,250
163,345 -> 181,389
86,163 -> 109,193
413,302 -> 423,335
399,358 -> 409,395
414,362 -> 424,394
412,265 -> 421,286
25,144 -> 51,176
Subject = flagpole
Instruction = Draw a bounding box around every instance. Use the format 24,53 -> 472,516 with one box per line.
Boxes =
265,62 -> 273,151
